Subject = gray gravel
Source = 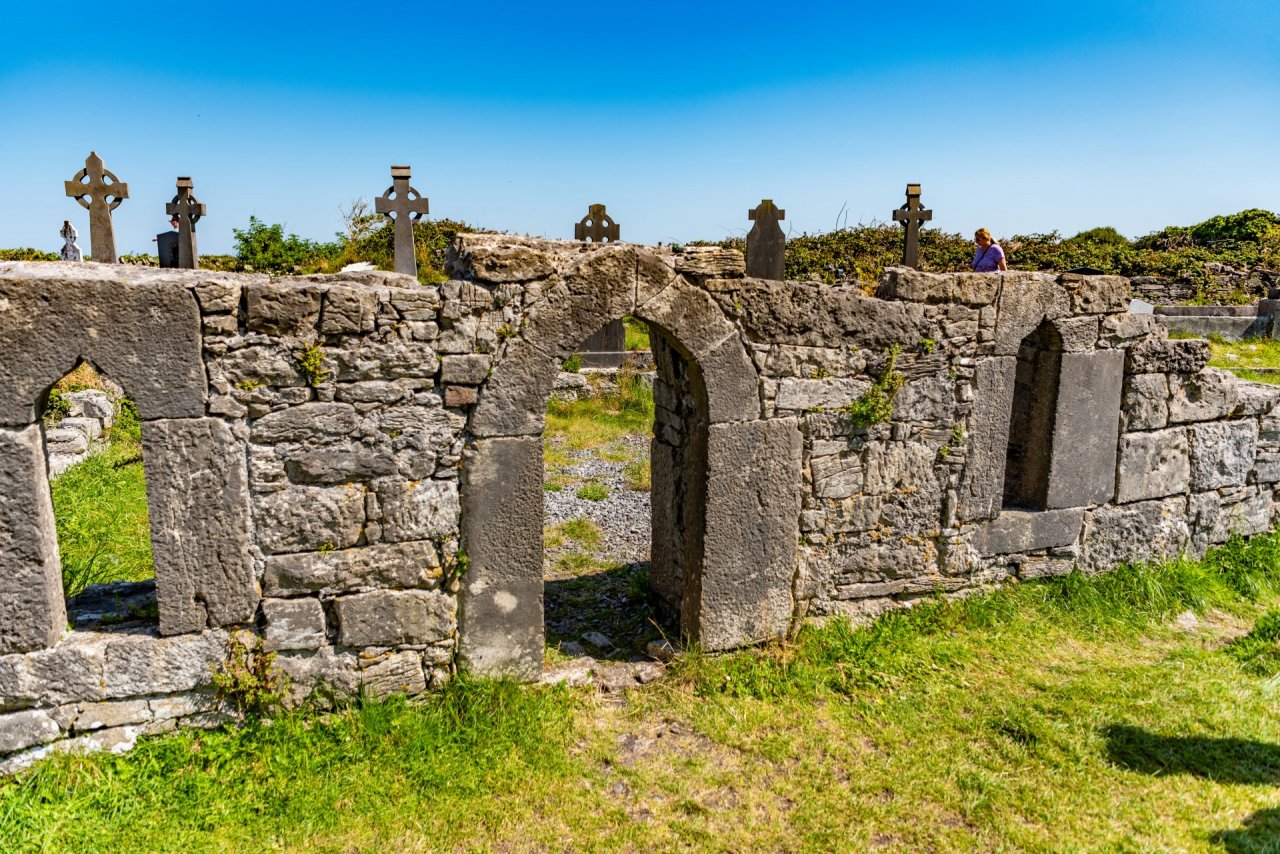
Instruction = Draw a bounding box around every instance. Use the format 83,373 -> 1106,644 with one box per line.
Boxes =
544,435 -> 651,566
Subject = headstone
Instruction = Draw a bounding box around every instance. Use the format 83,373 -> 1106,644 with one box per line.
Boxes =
64,152 -> 128,264
746,199 -> 786,280
574,204 -> 626,368
59,221 -> 82,262
375,165 -> 429,277
157,231 -> 179,268
892,183 -> 932,269
164,177 -> 206,269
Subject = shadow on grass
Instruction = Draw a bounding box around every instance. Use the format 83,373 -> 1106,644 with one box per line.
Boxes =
544,561 -> 675,662
1210,808 -> 1280,853
1104,724 -> 1280,784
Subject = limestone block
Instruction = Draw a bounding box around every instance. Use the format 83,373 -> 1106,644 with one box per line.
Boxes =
374,479 -> 460,542
321,285 -> 378,334
273,647 -> 361,703
71,699 -> 152,732
0,425 -> 66,654
764,345 -> 868,379
329,338 -> 439,382
0,709 -> 60,753
673,247 -> 745,278
193,279 -> 242,313
1046,350 -> 1124,509
894,376 -> 956,424
696,334 -> 762,424
1101,312 -> 1159,344
875,268 -> 1001,306
1190,489 -> 1273,551
958,357 -> 1016,522
1234,382 -> 1280,417
263,541 -> 440,595
1115,428 -> 1191,503
0,271 -> 205,425
636,249 -> 678,304
1189,420 -> 1258,490
217,345 -> 306,388
101,630 -> 228,699
245,282 -> 322,336
440,354 -> 493,385
733,279 -> 926,350
62,389 -> 114,423
390,287 -> 442,320
1122,373 -> 1169,431
972,509 -> 1084,555
696,419 -> 803,650
1254,449 -> 1280,484
776,377 -> 871,413
283,446 -> 398,485
333,590 -> 454,647
992,274 -> 1071,355
468,340 -> 560,437
1080,497 -> 1190,572
58,416 -> 102,442
0,640 -> 107,708
863,441 -> 939,496
811,453 -> 864,499
43,427 -> 89,455
636,278 -> 738,359
1064,274 -> 1130,314
1169,369 -> 1239,424
360,651 -> 428,698
142,418 -> 258,635
261,598 -> 327,651
1055,316 -> 1101,352
1126,338 -> 1211,374
458,437 -> 545,679
254,485 -> 366,554
453,235 -> 558,283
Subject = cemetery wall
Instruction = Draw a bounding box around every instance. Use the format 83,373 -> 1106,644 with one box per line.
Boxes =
2,235 -> 1280,771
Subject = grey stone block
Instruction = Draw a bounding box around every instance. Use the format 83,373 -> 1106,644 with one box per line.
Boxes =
1064,274 -> 1129,314
321,285 -> 378,335
1123,373 -> 1169,431
1115,428 -> 1191,503
1046,350 -> 1124,509
1168,369 -> 1239,424
329,338 -> 439,382
254,485 -> 366,554
440,354 -> 493,385
333,590 -> 454,647
1055,316 -> 1100,352
71,699 -> 152,732
992,275 -> 1071,356
876,268 -> 1001,306
1126,338 -> 1210,374
1234,382 -> 1280,417
972,509 -> 1084,555
360,651 -> 428,698
458,437 -> 544,679
0,425 -> 66,655
245,282 -> 322,336
261,598 -> 327,651
1080,497 -> 1190,572
250,403 -> 362,444
1190,420 -> 1258,490
1190,489 -> 1273,551
0,709 -> 60,753
776,378 -> 871,412
0,272 -> 205,425
264,541 -> 440,595
695,419 -> 802,650
101,630 -> 228,699
636,278 -> 739,359
374,479 -> 460,542
469,340 -> 561,437
958,357 -> 1016,522
142,418 -> 258,635
452,234 -> 558,283
673,247 -> 745,278
284,447 -> 398,485
696,334 -> 762,424
733,279 -> 926,350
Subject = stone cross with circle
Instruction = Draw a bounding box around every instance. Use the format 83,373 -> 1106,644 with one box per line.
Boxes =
64,152 -> 129,264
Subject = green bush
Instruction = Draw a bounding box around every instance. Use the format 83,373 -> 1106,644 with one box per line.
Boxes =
0,248 -> 59,261
233,216 -> 342,274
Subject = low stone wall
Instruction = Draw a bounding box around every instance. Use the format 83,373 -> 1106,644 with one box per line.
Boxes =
1130,263 -> 1280,306
44,389 -> 117,476
2,237 -> 1279,772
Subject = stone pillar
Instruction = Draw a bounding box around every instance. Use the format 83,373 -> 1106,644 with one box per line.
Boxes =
1045,350 -> 1124,508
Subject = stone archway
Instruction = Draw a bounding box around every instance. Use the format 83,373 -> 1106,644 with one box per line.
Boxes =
457,245 -> 803,678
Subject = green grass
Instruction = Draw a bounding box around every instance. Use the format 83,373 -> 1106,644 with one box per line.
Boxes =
50,398 -> 154,597
1200,337 -> 1280,385
544,518 -> 603,551
545,371 -> 654,453
623,316 -> 651,351
576,483 -> 610,501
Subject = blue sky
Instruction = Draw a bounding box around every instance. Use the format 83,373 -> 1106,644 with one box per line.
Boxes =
2,1 -> 1277,255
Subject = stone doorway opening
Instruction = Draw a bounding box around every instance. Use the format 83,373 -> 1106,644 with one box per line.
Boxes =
1002,320 -> 1063,511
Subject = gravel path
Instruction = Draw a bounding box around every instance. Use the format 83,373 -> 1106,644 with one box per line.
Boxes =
544,434 -> 651,566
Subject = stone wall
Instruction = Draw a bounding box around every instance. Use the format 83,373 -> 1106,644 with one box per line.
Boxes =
3,236 -> 1279,771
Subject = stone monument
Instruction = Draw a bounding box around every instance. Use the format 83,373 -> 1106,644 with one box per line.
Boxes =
892,183 -> 932,269
58,221 -> 82,262
64,152 -> 129,264
164,177 -> 206,269
574,204 -> 626,368
746,199 -> 786,280
375,165 -> 430,278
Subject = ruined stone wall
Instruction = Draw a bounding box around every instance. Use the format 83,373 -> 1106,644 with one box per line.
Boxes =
2,235 -> 1279,771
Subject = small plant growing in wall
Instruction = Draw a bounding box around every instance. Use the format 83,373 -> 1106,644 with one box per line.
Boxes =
212,632 -> 290,718
562,353 -> 583,373
296,344 -> 330,387
839,345 -> 904,428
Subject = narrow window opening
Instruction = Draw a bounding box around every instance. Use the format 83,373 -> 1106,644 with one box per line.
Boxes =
1002,321 -> 1063,511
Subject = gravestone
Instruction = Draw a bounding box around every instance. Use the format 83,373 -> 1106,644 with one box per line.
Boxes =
58,221 -> 82,262
375,165 -> 429,278
892,183 -> 932,269
746,199 -> 786,280
165,177 -> 206,269
157,231 -> 179,268
64,152 -> 128,264
574,204 -> 627,368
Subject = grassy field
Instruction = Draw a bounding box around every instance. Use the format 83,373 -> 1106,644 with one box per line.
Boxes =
4,536 -> 1280,851
1204,336 -> 1280,385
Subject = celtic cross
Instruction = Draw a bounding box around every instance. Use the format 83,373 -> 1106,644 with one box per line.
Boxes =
64,152 -> 128,264
574,204 -> 620,243
892,183 -> 932,269
165,177 -> 206,269
746,199 -> 786,280
375,166 -> 429,277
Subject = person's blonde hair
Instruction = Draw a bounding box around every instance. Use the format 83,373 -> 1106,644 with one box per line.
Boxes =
974,227 -> 993,242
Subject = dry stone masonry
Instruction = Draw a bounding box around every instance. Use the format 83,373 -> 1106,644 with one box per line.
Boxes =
2,235 -> 1279,770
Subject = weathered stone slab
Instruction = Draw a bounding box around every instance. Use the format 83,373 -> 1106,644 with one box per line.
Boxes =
1080,497 -> 1190,572
1234,381 -> 1280,417
245,282 -> 322,336
992,275 -> 1071,356
440,354 -> 492,385
254,485 -> 366,554
696,418 -> 802,650
1046,350 -> 1124,509
374,479 -> 460,542
261,598 -> 327,651
876,268 -> 1000,306
101,630 -> 228,699
972,509 -> 1084,555
450,234 -> 559,283
1189,420 -> 1258,490
468,340 -> 561,437
811,452 -> 865,499
0,425 -> 66,654
1190,489 -> 1273,551
673,247 -> 745,278
1115,428 -> 1191,503
264,541 -> 440,595
251,402 -> 361,444
70,699 -> 152,732
0,709 -> 60,753
958,357 -> 1016,522
142,418 -> 258,635
1063,274 -> 1129,314
1126,338 -> 1210,374
333,590 -> 453,648
733,279 -> 926,350
775,377 -> 871,412
458,437 -> 544,679
0,268 -> 206,424
1123,373 -> 1169,431
321,285 -> 378,334
1168,369 -> 1238,424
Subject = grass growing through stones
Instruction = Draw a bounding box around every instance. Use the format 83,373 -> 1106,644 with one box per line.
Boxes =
7,536 -> 1280,848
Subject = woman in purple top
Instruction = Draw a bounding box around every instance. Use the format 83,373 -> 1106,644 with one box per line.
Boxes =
971,227 -> 1007,272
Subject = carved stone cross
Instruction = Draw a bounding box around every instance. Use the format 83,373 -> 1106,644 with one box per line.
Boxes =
165,177 -> 206,269
574,204 -> 620,243
64,152 -> 128,264
375,165 -> 429,277
59,221 -> 82,262
746,199 -> 786,280
892,183 -> 932,269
